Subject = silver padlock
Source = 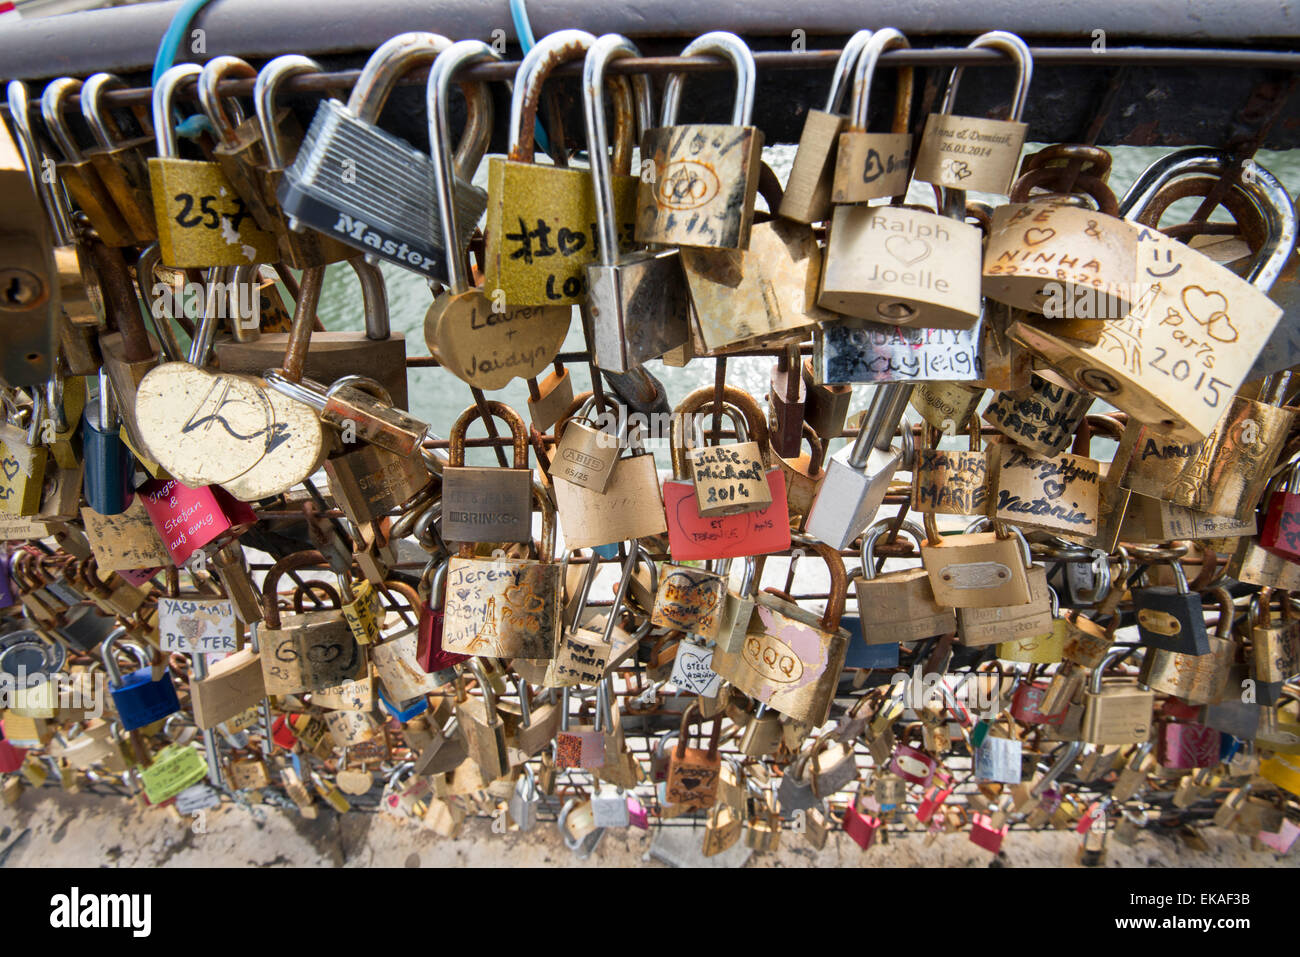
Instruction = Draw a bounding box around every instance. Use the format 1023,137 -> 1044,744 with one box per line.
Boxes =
805,383 -> 914,549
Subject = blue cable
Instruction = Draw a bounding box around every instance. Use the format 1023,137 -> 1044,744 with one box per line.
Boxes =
152,0 -> 219,139
508,0 -> 551,156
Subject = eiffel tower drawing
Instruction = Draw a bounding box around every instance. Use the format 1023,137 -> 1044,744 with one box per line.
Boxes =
468,597 -> 498,651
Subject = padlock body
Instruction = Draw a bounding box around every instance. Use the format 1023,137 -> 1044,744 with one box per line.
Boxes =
110,666 -> 181,731
1133,587 -> 1210,655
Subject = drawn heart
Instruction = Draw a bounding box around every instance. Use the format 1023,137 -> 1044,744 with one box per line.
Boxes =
680,776 -> 702,792
662,570 -> 721,614
1,458 -> 18,481
884,235 -> 931,268
455,588 -> 471,601
1023,227 -> 1056,246
1181,285 -> 1238,343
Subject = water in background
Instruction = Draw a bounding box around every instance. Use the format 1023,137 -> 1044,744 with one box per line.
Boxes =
312,145 -> 1300,468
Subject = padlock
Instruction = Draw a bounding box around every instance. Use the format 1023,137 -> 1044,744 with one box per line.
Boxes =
79,72 -> 157,244
911,415 -> 990,516
636,31 -> 763,250
136,476 -> 256,567
1157,720 -> 1221,770
687,399 -> 772,518
1137,587 -> 1236,705
279,33 -> 489,278
508,765 -> 542,831
805,382 -> 913,550
423,40 -> 570,391
82,369 -> 133,517
550,406 -> 621,494
552,396 -> 668,550
828,28 -> 915,206
554,685 -> 605,770
546,550 -> 615,687
773,422 -> 827,521
442,486 -> 562,661
853,519 -> 955,644
989,430 -> 1103,542
484,30 -> 642,307
921,511 -> 1035,608
1081,647 -> 1155,745
456,660 -> 510,781
998,587 -> 1068,663
441,401 -> 534,545
662,385 -> 791,560
912,31 -> 1032,195
983,145 -> 1143,318
0,390 -> 48,516
583,34 -> 690,371
802,359 -> 853,442
664,699 -> 723,810
712,539 -> 851,726
1010,149 -> 1296,443
147,64 -> 277,267
100,629 -> 180,731
1250,589 -> 1300,704
842,788 -> 884,849
256,550 -> 363,695
217,253 -> 408,409
1132,551 -> 1211,656
680,163 -> 832,356
415,557 -> 467,676
956,535 -> 1052,646
39,78 -> 135,247
1259,460 -> 1300,561
526,360 -> 576,434
779,29 -> 873,224
738,702 -> 783,757
982,370 -> 1093,457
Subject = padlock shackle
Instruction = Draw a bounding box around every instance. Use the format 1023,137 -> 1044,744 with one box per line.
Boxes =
860,519 -> 926,579
198,56 -> 256,148
848,27 -> 913,133
508,29 -> 597,161
584,33 -> 648,269
1120,147 -> 1296,295
823,29 -> 874,114
790,535 -> 850,631
669,384 -> 772,478
938,31 -> 1033,123
660,31 -> 756,128
255,55 -> 324,171
82,72 -> 152,150
447,400 -> 530,470
151,63 -> 202,159
8,78 -> 74,244
134,243 -> 187,362
279,264 -> 326,381
1030,740 -> 1082,797
1009,167 -> 1119,217
260,549 -> 336,629
347,32 -> 451,124
429,39 -> 502,294
38,77 -> 87,162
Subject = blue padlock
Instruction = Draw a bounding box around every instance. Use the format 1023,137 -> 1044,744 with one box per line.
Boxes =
101,629 -> 180,731
83,370 -> 134,516
378,684 -> 428,723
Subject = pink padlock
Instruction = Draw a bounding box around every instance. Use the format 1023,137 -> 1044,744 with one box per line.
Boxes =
1009,681 -> 1068,725
1157,721 -> 1221,769
970,813 -> 1009,852
916,779 -> 954,824
137,478 -> 256,566
627,795 -> 649,830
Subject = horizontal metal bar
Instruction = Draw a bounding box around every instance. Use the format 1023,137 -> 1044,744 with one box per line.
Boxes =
1,0 -> 1297,82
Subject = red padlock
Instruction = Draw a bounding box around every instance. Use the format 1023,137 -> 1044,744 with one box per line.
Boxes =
271,714 -> 299,751
1074,799 -> 1108,835
137,478 -> 256,566
416,560 -> 467,674
1009,680 -> 1068,725
0,722 -> 27,773
842,793 -> 883,850
916,776 -> 954,825
889,725 -> 937,786
1259,463 -> 1300,562
970,813 -> 1009,852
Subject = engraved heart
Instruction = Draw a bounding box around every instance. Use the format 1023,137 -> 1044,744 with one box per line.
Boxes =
884,235 -> 932,267
1023,228 -> 1056,246
1,458 -> 18,481
1180,285 -> 1238,343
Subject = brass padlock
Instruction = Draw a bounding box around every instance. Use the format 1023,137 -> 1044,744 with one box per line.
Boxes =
852,519 -> 956,644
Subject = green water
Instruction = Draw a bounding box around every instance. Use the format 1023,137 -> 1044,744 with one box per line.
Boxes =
311,144 -> 1300,465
